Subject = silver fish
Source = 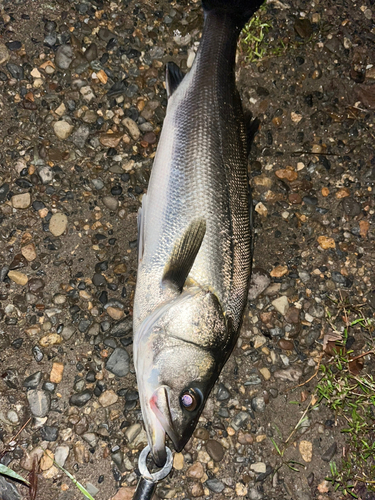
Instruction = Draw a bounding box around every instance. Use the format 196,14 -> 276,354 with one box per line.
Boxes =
133,0 -> 263,466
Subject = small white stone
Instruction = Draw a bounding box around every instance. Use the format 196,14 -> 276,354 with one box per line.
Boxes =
80,85 -> 95,102
53,120 -> 74,140
49,212 -> 68,236
30,68 -> 42,78
250,462 -> 267,473
122,117 -> 140,141
272,296 -> 289,315
33,78 -> 44,88
255,202 -> 268,217
55,102 -> 66,116
12,193 -> 31,209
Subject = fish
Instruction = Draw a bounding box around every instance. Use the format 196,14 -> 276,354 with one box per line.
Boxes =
133,0 -> 264,467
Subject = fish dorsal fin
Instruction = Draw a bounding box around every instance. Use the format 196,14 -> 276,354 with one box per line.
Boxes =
166,61 -> 185,98
137,193 -> 147,265
162,218 -> 206,292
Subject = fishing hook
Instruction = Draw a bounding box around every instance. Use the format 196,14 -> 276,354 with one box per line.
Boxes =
132,445 -> 173,500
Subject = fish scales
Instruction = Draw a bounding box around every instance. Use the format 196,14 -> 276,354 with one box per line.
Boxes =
133,0 -> 264,467
135,14 -> 250,332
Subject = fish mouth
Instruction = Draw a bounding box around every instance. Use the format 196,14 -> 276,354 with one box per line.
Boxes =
149,386 -> 182,463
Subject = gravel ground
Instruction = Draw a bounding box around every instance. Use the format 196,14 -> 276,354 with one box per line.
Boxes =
0,0 -> 374,499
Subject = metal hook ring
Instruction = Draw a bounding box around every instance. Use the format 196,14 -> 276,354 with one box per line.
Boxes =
138,445 -> 173,482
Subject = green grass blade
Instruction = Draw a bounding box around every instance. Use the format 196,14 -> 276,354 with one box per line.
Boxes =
53,461 -> 95,500
270,437 -> 282,456
0,464 -> 30,486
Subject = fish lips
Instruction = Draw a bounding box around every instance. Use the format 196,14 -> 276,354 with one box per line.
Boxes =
149,386 -> 202,459
150,386 -> 180,452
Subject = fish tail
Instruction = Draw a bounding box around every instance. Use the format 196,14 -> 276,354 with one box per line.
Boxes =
202,0 -> 265,29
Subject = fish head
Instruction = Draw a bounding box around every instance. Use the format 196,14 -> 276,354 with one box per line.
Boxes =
135,288 -> 230,466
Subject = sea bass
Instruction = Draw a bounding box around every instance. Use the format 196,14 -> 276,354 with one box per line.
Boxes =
133,0 -> 263,466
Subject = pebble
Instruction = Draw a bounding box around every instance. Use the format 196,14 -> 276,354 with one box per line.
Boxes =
253,334 -> 267,349
54,445 -> 69,467
11,193 -> 31,209
0,43 -> 10,64
272,296 -> 289,315
86,483 -> 99,497
342,198 -> 361,216
27,389 -> 51,417
7,270 -> 28,286
216,383 -> 231,401
248,268 -> 271,300
111,486 -> 136,500
106,348 -> 130,377
107,306 -> 125,320
250,462 -> 267,473
336,188 -> 350,199
206,478 -> 225,493
321,442 -> 337,462
294,18 -> 313,38
103,196 -> 119,211
61,325 -> 75,340
205,439 -> 225,462
82,433 -> 97,448
331,271 -> 349,285
285,307 -> 300,324
85,43 -> 98,61
235,483 -> 248,497
124,423 -> 142,443
255,202 -> 267,217
275,167 -> 298,182
99,390 -> 119,407
259,367 -> 271,380
190,482 -> 204,497
299,440 -> 313,462
80,86 -> 95,102
274,366 -> 302,382
100,132 -> 123,148
122,117 -> 140,140
7,410 -> 19,424
21,243 -> 37,262
173,452 -> 184,470
186,462 -> 204,479
55,44 -> 74,69
50,362 -> 64,384
194,427 -> 209,440
39,334 -> 62,347
40,426 -> 58,442
53,120 -> 74,140
49,212 -> 68,237
238,432 -> 254,445
72,125 -> 90,148
278,339 -> 294,351
251,396 -> 266,412
40,450 -> 54,471
69,390 -> 92,407
23,371 -> 42,388
317,236 -> 336,249
231,411 -> 250,431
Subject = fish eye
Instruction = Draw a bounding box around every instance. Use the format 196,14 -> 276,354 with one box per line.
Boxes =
180,388 -> 200,412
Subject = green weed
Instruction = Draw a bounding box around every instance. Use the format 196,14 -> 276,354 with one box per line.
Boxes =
316,311 -> 375,496
0,464 -> 30,486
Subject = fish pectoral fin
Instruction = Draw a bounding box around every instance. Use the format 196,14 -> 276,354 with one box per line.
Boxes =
162,218 -> 206,292
244,110 -> 260,155
137,193 -> 147,264
166,61 -> 185,98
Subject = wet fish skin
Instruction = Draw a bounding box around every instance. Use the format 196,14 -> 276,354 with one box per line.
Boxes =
133,0 -> 263,466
